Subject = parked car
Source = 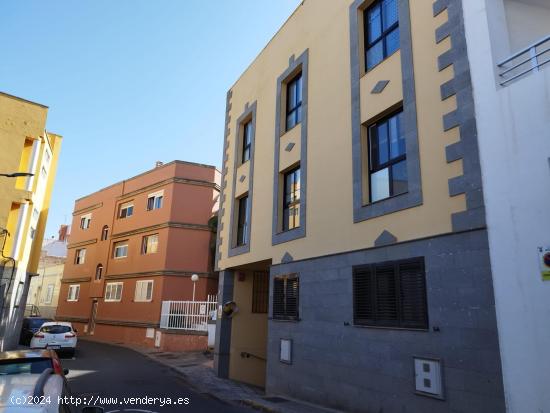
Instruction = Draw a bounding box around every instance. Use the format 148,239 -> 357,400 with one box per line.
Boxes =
30,322 -> 77,357
0,349 -> 69,377
19,317 -> 53,346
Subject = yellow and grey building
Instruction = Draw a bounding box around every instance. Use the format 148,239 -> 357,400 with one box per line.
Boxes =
214,0 -> 505,411
0,92 -> 62,350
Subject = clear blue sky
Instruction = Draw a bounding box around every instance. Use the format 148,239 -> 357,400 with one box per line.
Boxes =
0,0 -> 300,239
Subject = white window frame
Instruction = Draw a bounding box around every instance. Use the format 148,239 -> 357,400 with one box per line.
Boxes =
105,282 -> 123,302
147,190 -> 164,211
80,213 -> 92,230
67,285 -> 80,302
45,284 -> 54,304
40,166 -> 47,180
119,202 -> 134,219
134,280 -> 154,302
113,242 -> 128,259
141,234 -> 159,255
75,248 -> 86,264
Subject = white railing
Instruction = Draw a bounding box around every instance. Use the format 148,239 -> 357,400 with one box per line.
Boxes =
160,295 -> 217,331
498,34 -> 550,86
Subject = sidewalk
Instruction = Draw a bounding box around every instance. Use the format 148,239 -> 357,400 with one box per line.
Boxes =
129,346 -> 343,413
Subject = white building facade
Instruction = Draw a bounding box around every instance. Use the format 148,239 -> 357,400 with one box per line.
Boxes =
462,0 -> 550,411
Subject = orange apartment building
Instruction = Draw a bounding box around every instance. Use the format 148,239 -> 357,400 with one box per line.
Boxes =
56,160 -> 220,350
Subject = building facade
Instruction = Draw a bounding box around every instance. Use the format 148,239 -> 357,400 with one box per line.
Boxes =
56,161 -> 220,350
211,0 -> 530,411
0,92 -> 62,351
461,1 -> 550,412
27,225 -> 70,319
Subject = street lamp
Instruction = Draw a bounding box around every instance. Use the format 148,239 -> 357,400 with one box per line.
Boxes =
191,273 -> 199,302
0,172 -> 34,178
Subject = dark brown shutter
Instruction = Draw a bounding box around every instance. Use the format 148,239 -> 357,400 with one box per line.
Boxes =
374,263 -> 399,326
353,267 -> 374,325
398,259 -> 428,329
285,277 -> 299,320
273,277 -> 286,319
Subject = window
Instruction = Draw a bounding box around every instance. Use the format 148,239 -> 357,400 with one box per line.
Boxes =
147,191 -> 163,211
353,258 -> 428,329
119,202 -> 134,219
252,272 -> 269,313
242,121 -> 252,163
40,167 -> 47,180
105,282 -> 123,302
32,208 -> 39,221
236,195 -> 249,246
364,0 -> 400,71
101,225 -> 109,241
273,275 -> 299,321
44,150 -> 51,164
368,110 -> 407,202
113,242 -> 128,259
80,214 -> 91,230
44,284 -> 54,304
286,73 -> 303,131
134,280 -> 154,302
30,227 -> 36,239
74,249 -> 86,265
282,166 -> 301,231
67,285 -> 80,302
141,234 -> 159,254
95,264 -> 103,281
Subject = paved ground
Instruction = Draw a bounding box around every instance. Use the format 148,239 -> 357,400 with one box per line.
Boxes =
131,344 -> 342,413
61,339 -> 255,413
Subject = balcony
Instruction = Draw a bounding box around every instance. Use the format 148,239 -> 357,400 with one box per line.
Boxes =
498,34 -> 550,86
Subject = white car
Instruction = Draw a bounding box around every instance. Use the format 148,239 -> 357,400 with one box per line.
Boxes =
30,322 -> 77,357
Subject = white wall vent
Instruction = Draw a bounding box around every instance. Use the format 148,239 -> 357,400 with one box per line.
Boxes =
414,357 -> 443,399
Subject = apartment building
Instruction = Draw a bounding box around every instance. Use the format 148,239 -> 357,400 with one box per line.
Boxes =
461,1 -> 550,412
0,92 -> 62,351
56,161 -> 220,350
213,0 -> 550,411
27,225 -> 70,318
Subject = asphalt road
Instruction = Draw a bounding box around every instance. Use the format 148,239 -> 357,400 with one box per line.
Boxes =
61,339 -> 252,413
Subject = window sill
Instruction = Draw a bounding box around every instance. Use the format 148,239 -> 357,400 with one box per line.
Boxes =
354,187 -> 422,223
352,323 -> 428,332
272,226 -> 305,245
270,317 -> 301,323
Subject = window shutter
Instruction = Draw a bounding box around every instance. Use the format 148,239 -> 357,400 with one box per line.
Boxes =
353,267 -> 374,325
285,277 -> 299,320
273,277 -> 285,319
374,263 -> 399,326
398,260 -> 428,329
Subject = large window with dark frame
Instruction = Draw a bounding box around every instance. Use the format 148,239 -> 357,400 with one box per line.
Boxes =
242,120 -> 252,163
285,73 -> 303,131
368,109 -> 407,203
364,0 -> 400,71
353,257 -> 428,329
252,271 -> 269,313
236,195 -> 249,247
273,275 -> 299,321
282,166 -> 300,231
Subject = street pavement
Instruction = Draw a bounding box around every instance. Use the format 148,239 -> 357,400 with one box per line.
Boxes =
61,339 -> 253,413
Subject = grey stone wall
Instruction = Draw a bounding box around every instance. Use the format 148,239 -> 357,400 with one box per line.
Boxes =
266,229 -> 505,413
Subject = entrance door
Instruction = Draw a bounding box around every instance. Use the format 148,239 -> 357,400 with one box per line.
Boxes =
88,300 -> 98,335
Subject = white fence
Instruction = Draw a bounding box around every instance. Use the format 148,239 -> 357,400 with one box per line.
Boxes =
160,295 -> 217,331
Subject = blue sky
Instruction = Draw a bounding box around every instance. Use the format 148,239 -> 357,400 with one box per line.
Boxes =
0,0 -> 300,239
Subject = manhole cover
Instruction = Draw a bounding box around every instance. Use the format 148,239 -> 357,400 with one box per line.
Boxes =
263,397 -> 288,403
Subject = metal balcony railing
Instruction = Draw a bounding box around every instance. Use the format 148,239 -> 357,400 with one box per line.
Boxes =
497,34 -> 550,86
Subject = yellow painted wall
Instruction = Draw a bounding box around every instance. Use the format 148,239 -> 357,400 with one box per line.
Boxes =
228,270 -> 268,387
218,0 -> 465,269
0,92 -> 62,274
